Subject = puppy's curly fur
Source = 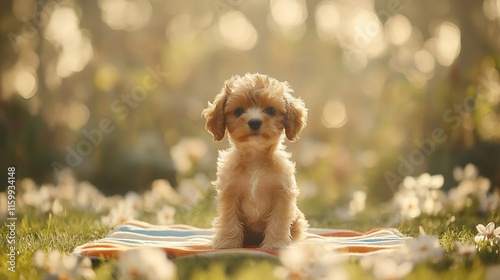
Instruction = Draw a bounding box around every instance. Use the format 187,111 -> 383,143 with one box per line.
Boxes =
202,73 -> 309,250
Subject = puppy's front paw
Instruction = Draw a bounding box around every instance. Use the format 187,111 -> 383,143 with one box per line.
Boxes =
212,236 -> 243,249
260,236 -> 292,250
260,241 -> 289,250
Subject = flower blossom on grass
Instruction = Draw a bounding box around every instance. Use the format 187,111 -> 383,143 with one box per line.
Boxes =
348,190 -> 366,216
475,222 -> 500,243
361,254 -> 413,280
403,227 -> 445,264
453,163 -> 479,181
177,174 -> 211,208
100,191 -> 146,227
474,222 -> 500,263
14,171 -> 204,228
100,198 -> 139,227
335,190 -> 367,220
275,241 -> 348,280
117,248 -> 176,280
394,191 -> 421,219
19,174 -> 110,216
449,164 -> 491,212
34,250 -> 95,280
454,241 -> 477,265
74,181 -> 108,212
21,181 -> 64,215
143,179 -> 180,212
170,137 -> 208,174
403,173 -> 444,193
455,241 -> 477,256
156,205 -> 176,225
481,189 -> 500,214
362,227 -> 445,279
392,165 -> 498,221
393,173 -> 445,220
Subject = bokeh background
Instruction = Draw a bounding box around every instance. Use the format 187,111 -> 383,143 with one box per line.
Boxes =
1,0 -> 500,205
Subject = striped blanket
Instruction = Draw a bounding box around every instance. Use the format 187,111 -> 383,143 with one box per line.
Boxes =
73,220 -> 410,259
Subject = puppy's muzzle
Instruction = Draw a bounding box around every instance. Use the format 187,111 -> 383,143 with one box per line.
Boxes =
248,119 -> 262,131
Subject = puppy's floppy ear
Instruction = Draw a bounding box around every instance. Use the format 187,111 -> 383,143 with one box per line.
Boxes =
284,87 -> 307,142
202,79 -> 233,141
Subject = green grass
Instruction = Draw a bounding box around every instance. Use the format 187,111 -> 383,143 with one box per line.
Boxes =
1,207 -> 499,279
0,210 -> 110,279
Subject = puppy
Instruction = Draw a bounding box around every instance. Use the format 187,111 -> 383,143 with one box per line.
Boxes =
202,73 -> 309,250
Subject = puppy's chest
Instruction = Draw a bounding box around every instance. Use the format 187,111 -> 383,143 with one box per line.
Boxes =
238,167 -> 275,221
236,164 -> 279,194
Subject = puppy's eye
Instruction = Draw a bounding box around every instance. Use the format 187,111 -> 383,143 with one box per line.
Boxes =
235,108 -> 244,116
265,107 -> 276,116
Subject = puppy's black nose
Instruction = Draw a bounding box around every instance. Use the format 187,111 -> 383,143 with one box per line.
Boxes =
248,119 -> 262,131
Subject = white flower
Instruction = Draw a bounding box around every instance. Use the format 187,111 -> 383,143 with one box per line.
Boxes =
455,242 -> 476,258
361,254 -> 413,280
348,190 -> 366,216
275,241 -> 347,280
20,177 -> 39,208
19,182 -> 66,215
394,190 -> 421,219
404,230 -> 445,263
403,173 -> 444,190
142,190 -> 162,212
56,171 -> 77,201
156,205 -> 176,225
447,187 -> 470,212
449,164 -> 491,212
75,181 -> 107,212
453,163 -> 478,182
51,198 -> 64,215
421,190 -> 445,215
101,192 -> 142,226
100,199 -> 138,227
393,173 -> 447,220
481,191 -> 500,213
142,180 -> 181,212
124,191 -> 143,212
39,185 -> 64,215
34,250 -> 96,279
152,179 -> 181,204
170,137 -> 208,174
475,222 -> 500,243
177,174 -> 210,208
117,248 -> 176,280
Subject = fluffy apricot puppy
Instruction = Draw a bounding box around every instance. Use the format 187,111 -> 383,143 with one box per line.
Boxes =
202,73 -> 309,250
